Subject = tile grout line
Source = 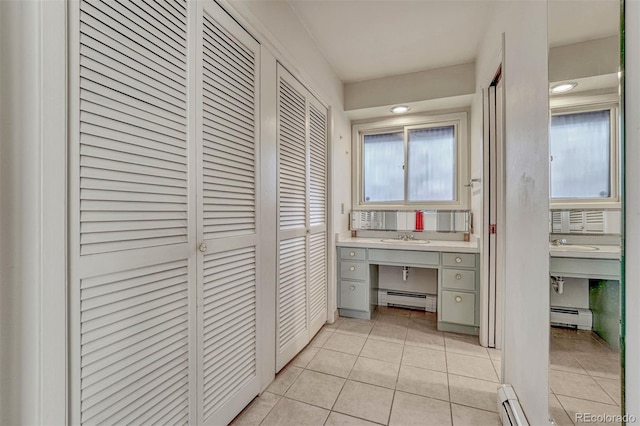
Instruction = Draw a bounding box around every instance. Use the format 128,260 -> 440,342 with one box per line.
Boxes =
444,341 -> 454,426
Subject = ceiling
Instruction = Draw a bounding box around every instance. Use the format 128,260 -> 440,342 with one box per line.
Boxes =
286,0 -> 620,84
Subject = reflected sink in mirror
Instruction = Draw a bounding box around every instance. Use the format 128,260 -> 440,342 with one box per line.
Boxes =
549,244 -> 599,251
379,239 -> 430,244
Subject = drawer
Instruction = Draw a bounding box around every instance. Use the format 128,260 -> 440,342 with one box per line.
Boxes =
442,269 -> 476,291
442,253 -> 476,268
339,280 -> 368,311
368,249 -> 439,266
340,247 -> 366,261
340,261 -> 367,281
441,290 -> 475,326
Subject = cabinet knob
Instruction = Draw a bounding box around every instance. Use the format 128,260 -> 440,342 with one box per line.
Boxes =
455,296 -> 463,303
199,242 -> 208,253
349,251 -> 355,257
455,257 -> 462,263
350,266 -> 356,271
350,285 -> 356,291
455,274 -> 462,280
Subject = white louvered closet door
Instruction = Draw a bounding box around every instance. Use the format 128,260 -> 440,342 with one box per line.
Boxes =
70,0 -> 194,424
307,96 -> 329,335
196,2 -> 261,425
276,66 -> 328,371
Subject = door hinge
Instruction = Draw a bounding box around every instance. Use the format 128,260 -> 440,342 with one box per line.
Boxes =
489,224 -> 497,234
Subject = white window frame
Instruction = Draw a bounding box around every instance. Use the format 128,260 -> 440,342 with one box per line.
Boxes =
549,94 -> 620,209
352,111 -> 469,210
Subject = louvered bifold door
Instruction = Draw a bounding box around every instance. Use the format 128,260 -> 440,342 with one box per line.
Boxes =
276,67 -> 310,371
308,97 -> 328,336
70,0 -> 194,424
196,2 -> 261,425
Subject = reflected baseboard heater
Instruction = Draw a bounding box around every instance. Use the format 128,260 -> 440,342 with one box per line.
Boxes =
550,306 -> 592,330
377,290 -> 436,312
498,385 -> 529,426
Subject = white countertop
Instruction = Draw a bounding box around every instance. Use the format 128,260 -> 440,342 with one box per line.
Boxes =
336,237 -> 479,253
549,244 -> 621,260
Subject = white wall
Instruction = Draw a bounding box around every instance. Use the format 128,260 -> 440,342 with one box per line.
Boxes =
0,1 -> 67,424
344,63 -> 475,111
474,1 -> 550,423
225,1 -> 351,323
624,0 -> 640,418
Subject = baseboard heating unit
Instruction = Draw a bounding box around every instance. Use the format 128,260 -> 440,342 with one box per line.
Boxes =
550,306 -> 592,330
377,289 -> 436,312
498,385 -> 529,426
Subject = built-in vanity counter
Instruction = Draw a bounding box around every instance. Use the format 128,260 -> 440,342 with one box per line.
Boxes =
336,237 -> 480,335
549,244 -> 621,280
549,243 -> 622,347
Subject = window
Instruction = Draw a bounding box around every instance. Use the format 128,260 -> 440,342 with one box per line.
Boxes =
549,105 -> 618,206
353,112 -> 468,209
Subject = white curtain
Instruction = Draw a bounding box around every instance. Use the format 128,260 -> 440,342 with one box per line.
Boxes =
550,110 -> 610,199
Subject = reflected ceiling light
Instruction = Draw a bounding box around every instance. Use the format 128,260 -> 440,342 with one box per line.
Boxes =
550,82 -> 577,94
390,105 -> 410,114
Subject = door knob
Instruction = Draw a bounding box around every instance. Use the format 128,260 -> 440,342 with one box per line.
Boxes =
199,242 -> 208,253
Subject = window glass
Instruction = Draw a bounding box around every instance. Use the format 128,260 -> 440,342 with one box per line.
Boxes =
408,126 -> 455,201
363,132 -> 404,202
550,110 -> 611,199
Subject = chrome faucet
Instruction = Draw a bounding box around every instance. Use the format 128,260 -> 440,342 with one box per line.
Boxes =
551,239 -> 568,246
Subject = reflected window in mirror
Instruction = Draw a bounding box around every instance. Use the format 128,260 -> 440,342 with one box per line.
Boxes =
549,102 -> 619,208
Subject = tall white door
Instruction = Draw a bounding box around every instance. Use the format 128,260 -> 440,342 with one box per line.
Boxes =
70,1 -> 263,424
196,1 -> 261,424
70,0 -> 194,423
276,66 -> 328,371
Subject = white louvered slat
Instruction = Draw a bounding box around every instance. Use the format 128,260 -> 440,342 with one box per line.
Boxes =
278,237 -> 307,351
202,247 -> 257,421
278,78 -> 307,231
79,0 -> 188,256
196,4 -> 260,425
309,104 -> 327,227
201,12 -> 257,241
585,210 -> 605,233
309,233 -> 327,322
79,260 -> 189,425
551,211 -> 563,233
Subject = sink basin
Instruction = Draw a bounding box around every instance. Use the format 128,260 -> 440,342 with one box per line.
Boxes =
380,239 -> 430,244
549,244 -> 599,251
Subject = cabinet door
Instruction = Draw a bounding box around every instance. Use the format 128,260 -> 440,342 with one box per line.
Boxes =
197,1 -> 261,424
70,0 -> 193,423
441,290 -> 476,326
276,66 -> 328,371
308,97 -> 328,335
276,68 -> 309,371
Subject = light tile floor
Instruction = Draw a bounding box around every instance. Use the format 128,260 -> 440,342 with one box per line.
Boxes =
549,327 -> 622,426
232,307 -> 501,426
232,308 -> 623,425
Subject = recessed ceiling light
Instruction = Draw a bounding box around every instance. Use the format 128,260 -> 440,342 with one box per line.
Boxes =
390,105 -> 410,114
550,82 -> 577,94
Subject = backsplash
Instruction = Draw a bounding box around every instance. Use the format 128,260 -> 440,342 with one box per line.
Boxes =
549,209 -> 621,235
350,210 -> 471,233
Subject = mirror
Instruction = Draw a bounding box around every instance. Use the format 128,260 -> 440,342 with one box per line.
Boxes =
547,1 -> 622,423
350,210 -> 471,233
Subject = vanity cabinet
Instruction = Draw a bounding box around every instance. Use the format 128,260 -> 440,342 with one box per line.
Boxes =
337,246 -> 480,335
439,253 -> 479,333
338,248 -> 377,317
